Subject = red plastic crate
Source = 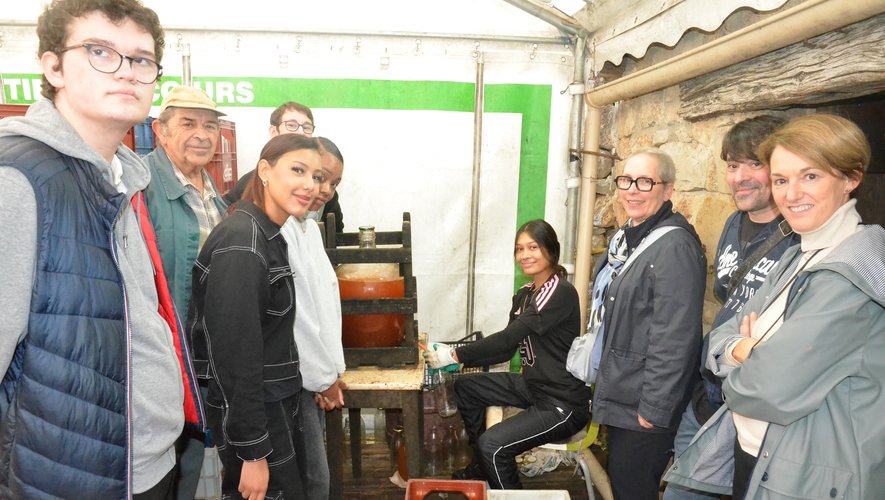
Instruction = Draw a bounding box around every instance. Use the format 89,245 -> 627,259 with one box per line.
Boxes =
0,104 -> 29,119
207,119 -> 237,195
405,479 -> 487,499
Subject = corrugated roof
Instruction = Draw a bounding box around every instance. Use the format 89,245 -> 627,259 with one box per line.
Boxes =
586,0 -> 790,70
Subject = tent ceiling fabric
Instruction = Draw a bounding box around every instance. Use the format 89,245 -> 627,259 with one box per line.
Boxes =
586,0 -> 790,71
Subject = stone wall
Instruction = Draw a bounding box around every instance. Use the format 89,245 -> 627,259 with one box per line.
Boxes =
592,39 -> 798,327
594,97 -> 769,326
587,7 -> 883,328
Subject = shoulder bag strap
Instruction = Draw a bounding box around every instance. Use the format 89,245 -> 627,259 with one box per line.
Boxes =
726,219 -> 793,297
619,225 -> 682,275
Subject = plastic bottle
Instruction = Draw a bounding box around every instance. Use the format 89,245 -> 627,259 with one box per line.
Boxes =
433,369 -> 458,417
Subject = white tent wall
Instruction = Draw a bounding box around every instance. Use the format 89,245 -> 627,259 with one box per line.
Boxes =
1,1 -> 577,342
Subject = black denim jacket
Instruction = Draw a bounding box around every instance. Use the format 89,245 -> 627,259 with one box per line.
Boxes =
188,201 -> 299,460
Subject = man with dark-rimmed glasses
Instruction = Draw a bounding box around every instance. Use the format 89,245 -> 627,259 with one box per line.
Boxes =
223,101 -> 315,205
269,100 -> 315,137
223,101 -> 346,233
0,1 -> 202,498
57,41 -> 164,84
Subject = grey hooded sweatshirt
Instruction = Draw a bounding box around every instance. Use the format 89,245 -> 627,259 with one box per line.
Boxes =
0,99 -> 184,494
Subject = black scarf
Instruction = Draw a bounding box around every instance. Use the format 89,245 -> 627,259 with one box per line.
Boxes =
623,200 -> 674,254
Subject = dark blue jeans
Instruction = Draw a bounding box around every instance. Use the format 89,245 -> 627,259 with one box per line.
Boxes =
662,402 -> 722,500
453,372 -> 588,489
299,390 -> 330,499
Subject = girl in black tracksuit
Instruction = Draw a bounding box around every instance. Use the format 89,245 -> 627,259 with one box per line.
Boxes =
446,220 -> 591,489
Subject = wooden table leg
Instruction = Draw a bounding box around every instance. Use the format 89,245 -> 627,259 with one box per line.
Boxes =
333,385 -> 425,488
349,408 -> 362,479
402,390 -> 424,479
326,408 -> 343,500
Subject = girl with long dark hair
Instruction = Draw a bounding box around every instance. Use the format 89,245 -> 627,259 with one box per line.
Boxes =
189,134 -> 325,499
425,219 -> 591,489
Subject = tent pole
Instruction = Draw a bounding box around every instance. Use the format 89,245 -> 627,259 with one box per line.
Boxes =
465,53 -> 485,337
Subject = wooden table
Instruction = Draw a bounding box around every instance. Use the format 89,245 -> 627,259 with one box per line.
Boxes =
326,360 -> 425,500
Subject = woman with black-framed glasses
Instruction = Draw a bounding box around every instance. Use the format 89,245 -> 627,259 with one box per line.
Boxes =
614,174 -> 664,192
590,147 -> 707,500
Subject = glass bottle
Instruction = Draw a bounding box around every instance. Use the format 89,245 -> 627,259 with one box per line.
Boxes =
373,408 -> 386,445
433,369 -> 458,417
342,415 -> 351,459
357,414 -> 367,446
443,423 -> 458,471
455,424 -> 473,469
358,225 -> 376,248
387,411 -> 403,460
392,424 -> 409,480
425,424 -> 442,476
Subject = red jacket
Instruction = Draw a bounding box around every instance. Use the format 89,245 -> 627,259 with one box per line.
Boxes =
133,193 -> 204,429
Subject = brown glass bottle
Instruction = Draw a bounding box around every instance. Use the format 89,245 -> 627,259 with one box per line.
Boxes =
393,424 -> 409,480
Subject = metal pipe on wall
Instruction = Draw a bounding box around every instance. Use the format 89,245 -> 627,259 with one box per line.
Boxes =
561,36 -> 586,281
574,105 -> 601,331
465,53 -> 485,337
574,0 -> 885,333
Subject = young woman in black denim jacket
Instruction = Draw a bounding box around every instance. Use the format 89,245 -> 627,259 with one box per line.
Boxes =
189,134 -> 325,500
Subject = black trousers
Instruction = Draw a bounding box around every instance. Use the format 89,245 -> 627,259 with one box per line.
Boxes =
605,425 -> 676,500
732,437 -> 758,500
208,393 -> 306,499
133,467 -> 175,500
453,372 -> 588,489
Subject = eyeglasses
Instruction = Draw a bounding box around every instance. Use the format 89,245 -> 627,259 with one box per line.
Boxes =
614,175 -> 664,192
59,43 -> 162,84
279,120 -> 315,135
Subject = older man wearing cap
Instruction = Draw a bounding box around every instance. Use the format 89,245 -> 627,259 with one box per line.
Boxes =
144,84 -> 227,500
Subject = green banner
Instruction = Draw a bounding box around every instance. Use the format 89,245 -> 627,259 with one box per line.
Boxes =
3,74 -> 552,289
